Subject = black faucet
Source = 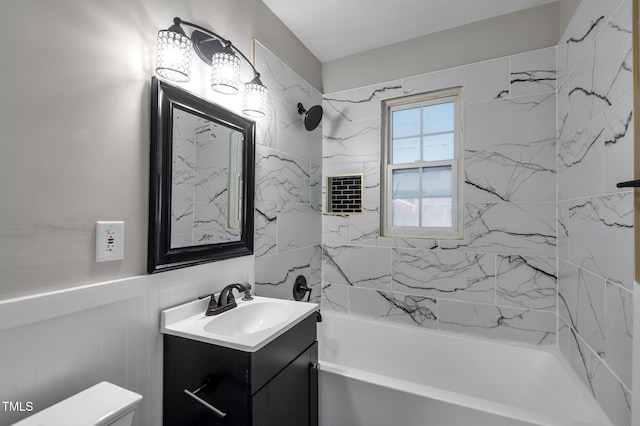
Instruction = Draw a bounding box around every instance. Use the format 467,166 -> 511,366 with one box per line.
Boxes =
206,283 -> 253,316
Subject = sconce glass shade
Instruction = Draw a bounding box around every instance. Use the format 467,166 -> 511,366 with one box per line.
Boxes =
156,27 -> 192,82
242,77 -> 268,119
211,46 -> 240,95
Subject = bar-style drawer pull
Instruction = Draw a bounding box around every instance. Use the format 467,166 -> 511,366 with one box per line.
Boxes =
616,179 -> 640,188
183,378 -> 227,418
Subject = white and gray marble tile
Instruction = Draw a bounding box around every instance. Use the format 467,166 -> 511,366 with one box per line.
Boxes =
604,94 -> 634,194
376,236 -> 439,250
193,201 -> 241,244
558,111 -> 606,200
593,0 -> 632,117
568,193 -> 633,288
321,283 -> 348,313
349,287 -> 438,329
322,213 -> 350,245
254,201 -> 278,257
171,113 -> 196,203
438,300 -> 556,345
350,204 -> 379,246
438,202 -> 556,257
323,119 -> 380,164
604,282 -> 633,389
170,201 -> 194,248
557,1 -> 606,85
606,0 -> 625,17
569,328 -> 631,426
465,93 -> 556,151
345,204 -> 443,250
310,162 -> 323,205
496,255 -> 556,311
558,260 -> 606,355
557,200 -> 570,261
464,147 -> 556,203
568,326 -> 602,398
254,41 -> 322,110
322,244 -> 391,290
170,232 -> 193,249
277,203 -> 322,252
255,145 -> 310,203
171,145 -> 195,203
591,363 -> 631,426
194,116 -> 212,141
557,82 -> 570,142
255,245 -> 322,299
558,260 -> 575,326
566,44 -> 600,136
564,0 -> 631,142
255,93 -> 278,148
363,162 -> 380,205
403,57 -> 509,103
509,47 -> 556,97
194,138 -> 231,207
277,100 -> 322,162
392,249 -> 495,303
323,81 -> 402,125
559,318 -> 572,361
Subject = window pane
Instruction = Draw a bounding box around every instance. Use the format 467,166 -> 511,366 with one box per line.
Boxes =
392,198 -> 419,226
422,166 -> 452,196
422,198 -> 452,227
392,168 -> 420,198
423,133 -> 454,161
392,137 -> 420,164
392,108 -> 420,138
423,102 -> 454,134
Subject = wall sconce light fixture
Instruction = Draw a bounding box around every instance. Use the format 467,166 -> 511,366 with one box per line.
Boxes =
156,17 -> 268,119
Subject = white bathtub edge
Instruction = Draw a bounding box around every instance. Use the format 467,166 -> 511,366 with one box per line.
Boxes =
318,360 -> 605,426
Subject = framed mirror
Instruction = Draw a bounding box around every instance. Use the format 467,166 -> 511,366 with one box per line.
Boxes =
148,77 -> 255,273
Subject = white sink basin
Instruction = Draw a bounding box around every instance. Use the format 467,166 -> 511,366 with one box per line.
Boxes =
203,301 -> 294,336
161,295 -> 318,352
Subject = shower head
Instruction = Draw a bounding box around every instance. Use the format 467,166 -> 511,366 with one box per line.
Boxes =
297,102 -> 323,131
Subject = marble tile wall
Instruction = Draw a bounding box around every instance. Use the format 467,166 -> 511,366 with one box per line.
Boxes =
322,46 -> 558,347
170,109 -> 241,247
556,1 -> 633,425
252,41 -> 323,300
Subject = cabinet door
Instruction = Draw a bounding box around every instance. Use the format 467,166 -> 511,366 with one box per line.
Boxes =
253,342 -> 318,426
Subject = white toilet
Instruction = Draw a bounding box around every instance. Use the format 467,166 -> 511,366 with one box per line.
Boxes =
12,381 -> 143,426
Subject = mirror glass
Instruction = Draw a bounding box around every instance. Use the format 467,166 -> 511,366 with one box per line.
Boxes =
149,77 -> 255,273
170,106 -> 244,248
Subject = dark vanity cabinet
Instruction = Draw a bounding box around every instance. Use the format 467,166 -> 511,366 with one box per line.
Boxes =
163,313 -> 318,426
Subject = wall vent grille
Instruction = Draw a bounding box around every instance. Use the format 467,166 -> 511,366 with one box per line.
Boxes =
326,174 -> 363,214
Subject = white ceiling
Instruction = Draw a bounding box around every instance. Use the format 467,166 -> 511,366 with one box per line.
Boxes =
262,0 -> 558,62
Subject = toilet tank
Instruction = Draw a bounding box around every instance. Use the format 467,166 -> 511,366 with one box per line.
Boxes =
12,382 -> 142,426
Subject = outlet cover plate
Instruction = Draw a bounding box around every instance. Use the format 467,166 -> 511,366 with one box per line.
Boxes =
96,221 -> 124,262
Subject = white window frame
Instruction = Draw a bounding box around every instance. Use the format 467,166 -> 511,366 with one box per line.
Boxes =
380,87 -> 464,240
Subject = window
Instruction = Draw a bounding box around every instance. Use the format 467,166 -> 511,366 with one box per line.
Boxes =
381,87 -> 463,239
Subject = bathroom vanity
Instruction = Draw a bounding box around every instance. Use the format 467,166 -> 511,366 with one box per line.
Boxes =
161,296 -> 319,426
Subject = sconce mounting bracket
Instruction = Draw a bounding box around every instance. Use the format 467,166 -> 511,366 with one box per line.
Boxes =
191,30 -> 225,66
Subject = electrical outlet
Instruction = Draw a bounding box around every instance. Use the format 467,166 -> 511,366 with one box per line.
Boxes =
96,221 -> 124,262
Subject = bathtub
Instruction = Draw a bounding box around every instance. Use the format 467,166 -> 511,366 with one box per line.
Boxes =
317,312 -> 611,426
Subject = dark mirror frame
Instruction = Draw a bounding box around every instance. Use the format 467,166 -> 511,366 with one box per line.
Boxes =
148,77 -> 255,273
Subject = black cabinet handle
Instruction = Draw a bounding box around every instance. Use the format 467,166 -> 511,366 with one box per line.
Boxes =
184,378 -> 227,418
616,180 -> 640,188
